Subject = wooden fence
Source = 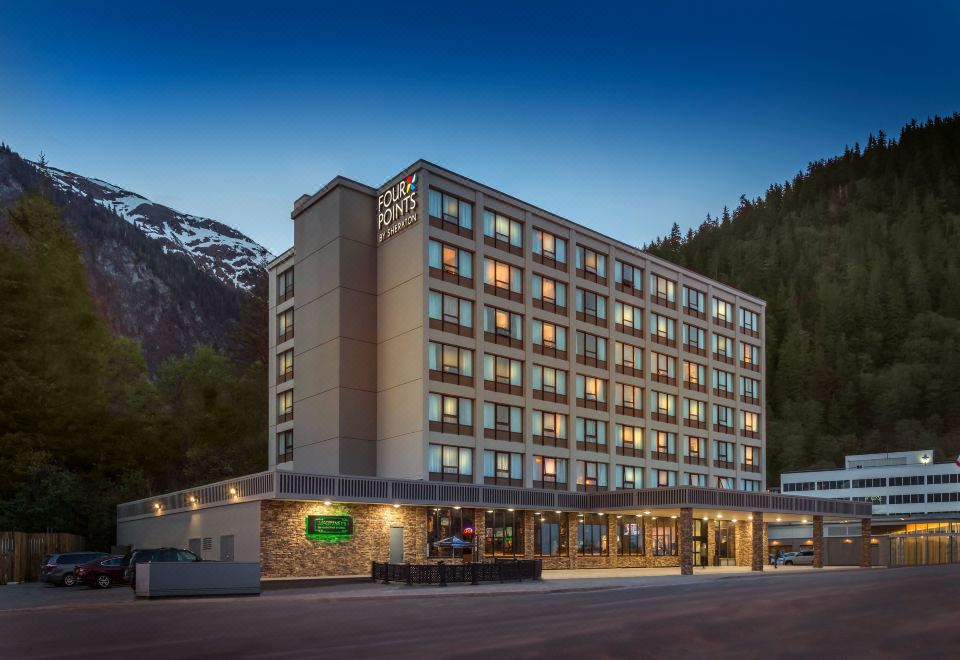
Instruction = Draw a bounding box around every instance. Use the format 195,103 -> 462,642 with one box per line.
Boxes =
0,532 -> 86,584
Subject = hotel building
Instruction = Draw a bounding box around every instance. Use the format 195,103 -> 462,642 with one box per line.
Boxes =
117,161 -> 869,576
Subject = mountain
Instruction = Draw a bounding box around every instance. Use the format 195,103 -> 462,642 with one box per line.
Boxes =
646,114 -> 960,481
0,145 -> 271,369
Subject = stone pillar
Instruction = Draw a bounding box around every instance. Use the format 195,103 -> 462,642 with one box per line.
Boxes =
706,519 -> 717,567
568,514 -> 579,569
860,519 -> 872,568
607,515 -> 618,566
751,512 -> 764,571
812,516 -> 824,568
679,508 -> 694,575
523,511 -> 535,559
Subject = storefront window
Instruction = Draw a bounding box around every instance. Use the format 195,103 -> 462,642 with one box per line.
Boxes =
618,517 -> 644,556
484,510 -> 524,557
427,508 -> 476,559
652,519 -> 678,556
534,512 -> 568,556
577,513 -> 608,556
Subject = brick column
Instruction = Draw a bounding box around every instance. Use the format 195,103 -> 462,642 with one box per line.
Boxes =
679,508 -> 694,575
812,516 -> 824,568
568,514 -> 578,568
607,515 -> 618,566
523,511 -> 535,559
860,519 -> 872,568
751,512 -> 764,571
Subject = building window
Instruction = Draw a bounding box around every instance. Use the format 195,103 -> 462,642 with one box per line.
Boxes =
713,369 -> 735,399
682,323 -> 706,355
682,398 -> 706,429
276,430 -> 294,463
618,517 -> 644,555
687,472 -> 706,487
713,404 -> 734,434
649,313 -> 676,347
576,330 -> 607,368
616,382 -> 643,418
650,390 -> 675,423
576,288 -> 607,326
927,474 -> 960,485
615,301 -> 643,337
277,349 -> 294,383
852,478 -> 887,488
576,460 -> 607,492
740,411 -> 760,438
740,376 -> 761,405
533,455 -> 567,489
427,393 -> 473,435
650,430 -> 676,462
616,465 -> 641,490
484,509 -> 524,556
713,439 -> 735,469
616,424 -> 643,458
277,267 -> 294,303
741,479 -> 761,492
483,354 -> 522,395
483,403 -> 523,442
483,210 -> 523,254
277,309 -> 294,343
739,308 -> 760,337
650,274 -> 676,309
577,513 -> 609,555
483,450 -> 523,486
428,444 -> 473,483
532,411 -> 567,448
428,189 -> 473,237
712,333 -> 734,363
651,519 -> 678,555
615,341 -> 643,378
650,351 -> 676,385
685,435 -> 706,464
743,445 -> 761,472
652,468 -> 677,488
615,260 -> 643,296
712,297 -> 734,328
429,290 -> 473,336
277,390 -> 293,423
575,245 -> 607,283
483,257 -> 523,301
534,512 -> 568,556
428,342 -> 474,386
683,361 -> 705,392
576,375 -> 608,411
483,305 -> 522,348
741,343 -> 761,371
428,239 -> 473,286
576,417 -> 607,452
532,274 -> 567,314
532,319 -> 567,358
717,476 -> 735,489
532,228 -> 567,270
682,286 -> 705,317
427,507 -> 476,558
532,365 -> 567,403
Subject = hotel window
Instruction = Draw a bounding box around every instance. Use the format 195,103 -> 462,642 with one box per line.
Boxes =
483,450 -> 523,486
576,330 -> 607,368
532,228 -> 567,270
532,274 -> 567,314
428,393 -> 473,435
576,417 -> 607,452
741,479 -> 761,492
483,305 -> 522,348
682,323 -> 706,355
614,260 -> 643,296
277,267 -> 294,303
532,411 -> 568,448
429,290 -> 474,336
739,308 -> 760,337
576,375 -> 607,410
428,189 -> 473,237
534,512 -> 569,556
577,513 -> 608,555
650,390 -> 676,423
741,343 -> 761,371
615,341 -> 643,378
712,297 -> 734,328
428,444 -> 473,483
889,494 -> 925,505
712,333 -> 734,363
428,239 -> 473,286
575,244 -> 607,283
928,474 -> 960,485
483,354 -> 523,394
427,507 -> 475,558
713,439 -> 735,468
650,274 -> 676,309
614,301 -> 643,337
650,313 -> 676,347
576,288 -> 607,326
682,285 -> 705,318
740,376 -> 760,405
682,398 -> 706,429
616,465 -> 641,490
276,430 -> 294,463
618,516 -> 644,555
713,404 -> 734,434
533,455 -> 567,489
616,383 -> 643,418
428,342 -> 474,386
277,349 -> 294,383
742,445 -> 761,472
740,411 -> 760,438
650,430 -> 676,461
616,424 -> 643,457
483,210 -> 523,254
683,361 -> 705,392
277,390 -> 293,423
650,351 -> 676,385
852,478 -> 886,488
483,257 -> 523,301
532,364 -> 567,403
713,369 -> 734,398
652,469 -> 677,489
484,509 -> 524,557
651,519 -> 677,556
716,476 -> 735,490
532,319 -> 567,359
483,403 -> 523,442
685,435 -> 706,465
576,461 -> 608,492
687,472 -> 706,487
277,308 -> 294,343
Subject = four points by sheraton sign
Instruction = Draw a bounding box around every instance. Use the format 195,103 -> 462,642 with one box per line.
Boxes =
377,173 -> 418,244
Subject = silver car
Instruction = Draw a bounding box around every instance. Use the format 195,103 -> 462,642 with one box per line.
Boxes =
783,549 -> 814,566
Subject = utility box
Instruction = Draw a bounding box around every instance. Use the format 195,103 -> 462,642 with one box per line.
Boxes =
135,562 -> 260,598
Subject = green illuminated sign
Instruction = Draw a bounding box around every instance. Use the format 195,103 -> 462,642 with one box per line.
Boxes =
306,515 -> 353,540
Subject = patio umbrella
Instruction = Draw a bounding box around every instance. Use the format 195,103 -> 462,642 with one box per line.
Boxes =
432,536 -> 474,560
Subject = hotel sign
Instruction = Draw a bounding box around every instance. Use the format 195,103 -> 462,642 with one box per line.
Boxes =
377,173 -> 418,244
306,515 -> 353,540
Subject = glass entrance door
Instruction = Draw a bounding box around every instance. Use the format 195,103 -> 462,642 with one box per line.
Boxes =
715,520 -> 736,566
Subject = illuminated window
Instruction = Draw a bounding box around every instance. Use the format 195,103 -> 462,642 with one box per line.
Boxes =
428,189 -> 474,229
483,211 -> 523,248
651,519 -> 677,555
533,228 -> 567,264
650,274 -> 676,304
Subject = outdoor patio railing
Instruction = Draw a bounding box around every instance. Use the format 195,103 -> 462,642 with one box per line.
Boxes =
371,560 -> 542,586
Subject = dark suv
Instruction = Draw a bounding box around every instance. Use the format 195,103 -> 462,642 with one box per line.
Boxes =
124,548 -> 201,589
40,552 -> 110,586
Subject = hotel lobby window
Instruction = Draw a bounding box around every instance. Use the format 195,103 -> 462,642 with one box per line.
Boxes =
650,313 -> 676,347
428,393 -> 473,435
532,274 -> 567,314
532,319 -> 567,359
614,301 -> 643,337
615,340 -> 642,378
618,516 -> 644,555
483,354 -> 522,395
576,330 -> 607,368
428,444 -> 473,483
276,429 -> 294,463
277,308 -> 294,343
576,417 -> 607,452
575,244 -> 607,284
277,349 -> 294,383
532,228 -> 567,270
277,267 -> 294,303
483,450 -> 523,487
712,297 -> 734,329
682,323 -> 706,355
429,290 -> 473,336
277,390 -> 293,423
483,305 -> 522,348
577,513 -> 608,556
428,507 -> 475,558
614,260 -> 643,297
576,460 -> 607,492
615,465 -> 640,490
483,210 -> 523,255
682,285 -> 705,318
650,274 -> 676,309
485,509 -> 524,557
483,402 -> 523,442
649,390 -> 675,423
650,430 -> 676,462
428,189 -> 473,238
533,455 -> 567,489
576,375 -> 608,411
616,424 -> 643,457
428,342 -> 474,386
483,257 -> 523,301
650,351 -> 676,385
651,519 -> 678,556
532,411 -> 567,448
615,383 -> 643,418
534,512 -> 568,556
713,368 -> 735,399
428,239 -> 473,287
740,307 -> 760,338
652,467 -> 677,488
683,360 -> 705,392
532,364 -> 567,403
576,288 -> 607,327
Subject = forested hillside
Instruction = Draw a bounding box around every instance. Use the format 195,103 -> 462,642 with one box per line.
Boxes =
646,115 -> 960,481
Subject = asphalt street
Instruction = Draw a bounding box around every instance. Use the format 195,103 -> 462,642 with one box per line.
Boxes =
1,565 -> 958,659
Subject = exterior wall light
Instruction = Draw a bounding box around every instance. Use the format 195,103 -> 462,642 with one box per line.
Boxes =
802,518 -> 808,524
154,503 -> 162,510
453,506 -> 461,510
555,510 -> 561,514
324,501 -> 333,506
670,515 -> 677,519
507,508 -> 515,512
229,487 -> 237,496
393,504 -> 400,508
487,510 -> 494,513
776,517 -> 782,522
643,510 -> 651,515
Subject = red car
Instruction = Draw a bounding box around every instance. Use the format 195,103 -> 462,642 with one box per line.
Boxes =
74,555 -> 128,589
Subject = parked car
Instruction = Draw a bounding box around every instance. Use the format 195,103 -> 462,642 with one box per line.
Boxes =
40,552 -> 110,586
74,555 -> 129,589
124,548 -> 201,589
783,549 -> 815,566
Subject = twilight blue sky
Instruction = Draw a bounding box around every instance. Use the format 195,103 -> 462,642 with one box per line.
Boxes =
2,2 -> 958,255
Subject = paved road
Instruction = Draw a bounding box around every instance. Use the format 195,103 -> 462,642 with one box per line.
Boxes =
1,566 -> 958,659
